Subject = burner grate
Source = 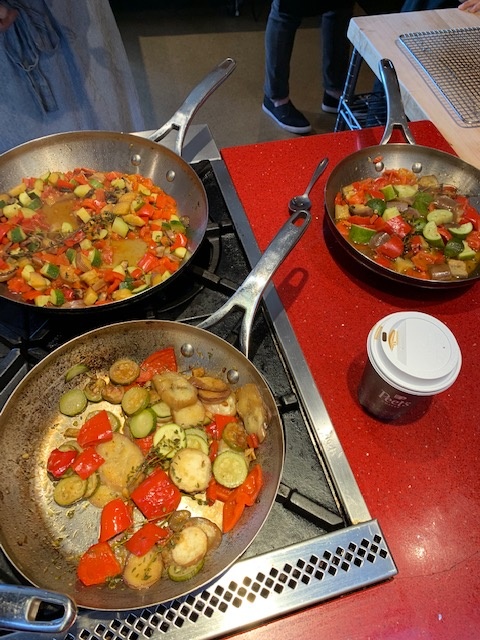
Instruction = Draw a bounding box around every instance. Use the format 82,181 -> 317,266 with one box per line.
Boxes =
399,27 -> 480,125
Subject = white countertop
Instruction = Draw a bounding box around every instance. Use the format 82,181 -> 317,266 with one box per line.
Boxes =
348,8 -> 480,169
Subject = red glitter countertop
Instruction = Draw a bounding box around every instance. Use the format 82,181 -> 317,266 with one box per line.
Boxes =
221,122 -> 480,640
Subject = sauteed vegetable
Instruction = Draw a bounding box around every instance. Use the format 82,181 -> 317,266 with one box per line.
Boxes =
46,347 -> 268,590
334,168 -> 480,281
0,168 -> 190,306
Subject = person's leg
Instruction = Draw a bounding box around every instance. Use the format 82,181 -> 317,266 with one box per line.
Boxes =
320,5 -> 355,112
262,0 -> 311,133
264,0 -> 302,101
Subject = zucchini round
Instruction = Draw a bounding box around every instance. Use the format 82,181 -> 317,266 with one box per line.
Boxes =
59,388 -> 87,417
212,450 -> 248,489
53,474 -> 87,506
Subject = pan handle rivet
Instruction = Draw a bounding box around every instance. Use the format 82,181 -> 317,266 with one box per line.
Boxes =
411,162 -> 423,173
180,343 -> 194,358
166,170 -> 176,182
131,154 -> 142,166
226,369 -> 239,385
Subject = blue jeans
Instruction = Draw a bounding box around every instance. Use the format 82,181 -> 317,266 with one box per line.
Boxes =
264,0 -> 354,101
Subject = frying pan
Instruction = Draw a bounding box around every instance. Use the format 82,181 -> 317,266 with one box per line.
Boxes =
324,59 -> 480,289
0,57 -> 236,311
0,210 -> 310,628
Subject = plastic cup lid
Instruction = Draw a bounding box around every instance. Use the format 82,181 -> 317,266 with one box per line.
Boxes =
367,311 -> 462,396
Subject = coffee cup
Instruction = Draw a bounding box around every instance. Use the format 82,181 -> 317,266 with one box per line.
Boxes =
358,311 -> 462,421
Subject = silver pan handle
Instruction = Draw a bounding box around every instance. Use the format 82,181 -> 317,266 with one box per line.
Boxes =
148,58 -> 236,156
0,585 -> 77,634
197,210 -> 311,358
378,58 -> 416,146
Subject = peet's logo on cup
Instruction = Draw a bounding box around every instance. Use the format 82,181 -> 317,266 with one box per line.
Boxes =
378,390 -> 411,408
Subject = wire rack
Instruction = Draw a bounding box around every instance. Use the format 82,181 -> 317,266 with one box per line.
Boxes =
399,27 -> 480,126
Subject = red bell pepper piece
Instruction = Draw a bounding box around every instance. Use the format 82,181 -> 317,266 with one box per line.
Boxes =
136,346 -> 177,383
170,232 -> 188,251
77,541 -> 122,586
246,433 -> 260,449
206,478 -> 234,504
71,447 -> 105,480
222,493 -> 246,534
137,203 -> 156,219
208,439 -> 219,462
384,215 -> 412,238
237,464 -> 263,507
137,252 -> 160,274
466,230 -> 480,251
135,434 -> 154,456
130,468 -> 181,520
99,498 -> 133,542
376,234 -> 404,259
77,410 -> 113,448
125,522 -> 169,556
206,414 -> 238,441
47,448 -> 77,478
56,179 -> 74,191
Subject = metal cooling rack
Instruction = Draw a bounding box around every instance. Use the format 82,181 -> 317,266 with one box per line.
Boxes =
399,27 -> 480,125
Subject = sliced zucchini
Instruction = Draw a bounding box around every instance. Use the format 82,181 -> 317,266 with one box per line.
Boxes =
185,432 -> 209,455
168,559 -> 205,582
394,184 -> 418,199
121,386 -> 150,416
449,222 -> 473,239
458,240 -> 476,260
348,224 -> 377,245
423,220 -> 444,248
84,472 -> 100,498
185,427 -> 208,441
65,363 -> 89,383
426,209 -> 454,225
152,422 -> 186,459
212,450 -> 248,489
59,388 -> 88,417
150,401 -> 172,420
84,378 -> 106,402
109,358 -> 140,385
129,408 -> 157,438
53,474 -> 87,506
124,548 -> 163,589
222,422 -> 248,452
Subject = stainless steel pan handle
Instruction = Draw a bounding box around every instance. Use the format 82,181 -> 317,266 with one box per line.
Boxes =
198,210 -> 311,358
378,58 -> 416,146
148,58 -> 236,156
0,584 -> 77,633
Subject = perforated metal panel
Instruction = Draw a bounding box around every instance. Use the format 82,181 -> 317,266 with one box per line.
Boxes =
52,520 -> 396,640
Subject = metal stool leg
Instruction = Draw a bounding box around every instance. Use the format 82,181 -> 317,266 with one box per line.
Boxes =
335,49 -> 363,132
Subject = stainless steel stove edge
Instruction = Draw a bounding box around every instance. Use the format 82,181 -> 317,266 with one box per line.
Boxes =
210,158 -> 371,526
